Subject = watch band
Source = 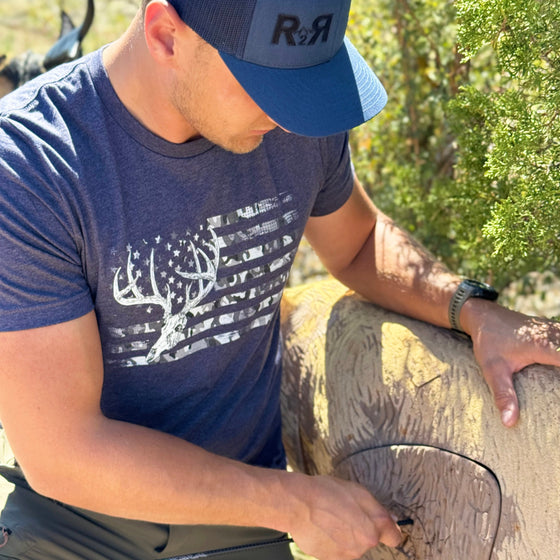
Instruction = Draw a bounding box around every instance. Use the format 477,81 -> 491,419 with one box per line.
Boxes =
448,279 -> 499,332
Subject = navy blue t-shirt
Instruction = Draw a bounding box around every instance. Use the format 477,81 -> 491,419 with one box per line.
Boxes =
0,49 -> 354,469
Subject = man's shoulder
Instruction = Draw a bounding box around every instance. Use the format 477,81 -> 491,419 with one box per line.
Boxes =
264,128 -> 347,146
0,50 -> 99,123
261,128 -> 348,158
259,128 -> 349,177
0,51 -> 102,166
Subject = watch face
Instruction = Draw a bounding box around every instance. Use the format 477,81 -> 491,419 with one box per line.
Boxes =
463,279 -> 499,300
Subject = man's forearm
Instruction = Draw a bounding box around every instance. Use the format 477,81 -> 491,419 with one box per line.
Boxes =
21,414 -> 292,529
10,413 -> 401,559
334,211 -> 460,329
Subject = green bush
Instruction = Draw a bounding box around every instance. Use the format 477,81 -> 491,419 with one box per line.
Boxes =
349,0 -> 560,289
348,0 -> 469,269
451,0 -> 560,285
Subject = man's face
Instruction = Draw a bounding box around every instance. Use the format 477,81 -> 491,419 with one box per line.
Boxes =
170,37 -> 279,154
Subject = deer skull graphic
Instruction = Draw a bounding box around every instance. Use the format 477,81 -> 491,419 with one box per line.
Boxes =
113,227 -> 220,363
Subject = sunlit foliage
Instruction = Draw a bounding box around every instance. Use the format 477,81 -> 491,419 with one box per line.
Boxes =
350,0 -> 560,288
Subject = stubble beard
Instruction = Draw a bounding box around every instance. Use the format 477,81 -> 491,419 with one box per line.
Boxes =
170,81 -> 264,155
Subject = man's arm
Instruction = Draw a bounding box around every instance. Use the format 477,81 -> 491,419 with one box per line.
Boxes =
0,310 -> 401,560
304,175 -> 560,426
304,175 -> 459,327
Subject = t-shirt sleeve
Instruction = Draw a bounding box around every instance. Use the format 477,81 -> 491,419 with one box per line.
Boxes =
0,134 -> 93,331
310,131 -> 355,217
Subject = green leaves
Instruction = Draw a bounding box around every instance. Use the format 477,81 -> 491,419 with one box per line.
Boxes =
350,0 -> 560,289
452,0 -> 560,282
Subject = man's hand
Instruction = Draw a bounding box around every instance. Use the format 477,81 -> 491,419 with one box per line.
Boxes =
462,299 -> 560,427
282,473 -> 402,560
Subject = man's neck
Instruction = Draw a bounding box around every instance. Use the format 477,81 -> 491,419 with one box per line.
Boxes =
102,13 -> 197,144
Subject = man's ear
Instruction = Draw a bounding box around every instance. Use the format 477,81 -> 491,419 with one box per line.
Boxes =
144,0 -> 184,66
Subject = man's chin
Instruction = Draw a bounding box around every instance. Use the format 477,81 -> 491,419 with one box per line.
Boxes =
222,134 -> 265,155
203,129 -> 268,154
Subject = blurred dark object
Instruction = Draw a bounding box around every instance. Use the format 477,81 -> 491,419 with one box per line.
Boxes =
44,0 -> 94,69
0,0 -> 94,95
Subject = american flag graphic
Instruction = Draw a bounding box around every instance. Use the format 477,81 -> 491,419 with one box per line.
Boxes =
108,193 -> 299,366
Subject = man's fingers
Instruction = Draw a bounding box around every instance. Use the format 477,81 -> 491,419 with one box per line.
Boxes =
482,359 -> 520,427
356,489 -> 402,548
378,516 -> 403,548
497,398 -> 519,427
290,474 -> 403,559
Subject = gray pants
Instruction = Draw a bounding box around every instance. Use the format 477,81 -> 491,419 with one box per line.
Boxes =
0,432 -> 293,560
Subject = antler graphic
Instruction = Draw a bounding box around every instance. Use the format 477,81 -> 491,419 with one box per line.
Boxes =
113,249 -> 172,315
175,230 -> 220,309
113,228 -> 220,363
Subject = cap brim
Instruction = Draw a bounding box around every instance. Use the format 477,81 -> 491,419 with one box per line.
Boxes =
219,37 -> 387,137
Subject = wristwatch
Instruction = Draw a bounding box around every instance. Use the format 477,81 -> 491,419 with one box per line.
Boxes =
448,279 -> 499,333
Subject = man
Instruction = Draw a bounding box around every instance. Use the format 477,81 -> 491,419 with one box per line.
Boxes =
0,1 -> 559,559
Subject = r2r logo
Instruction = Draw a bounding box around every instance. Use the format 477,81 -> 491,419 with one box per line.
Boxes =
272,13 -> 333,46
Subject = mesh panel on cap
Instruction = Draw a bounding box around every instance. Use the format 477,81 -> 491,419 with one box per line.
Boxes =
170,0 -> 258,57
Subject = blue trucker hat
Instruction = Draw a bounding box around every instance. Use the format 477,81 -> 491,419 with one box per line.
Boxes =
168,0 -> 387,137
